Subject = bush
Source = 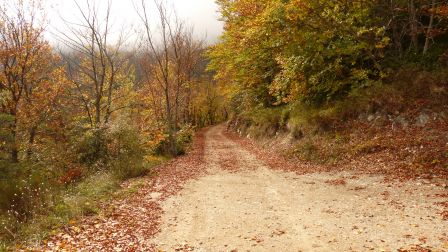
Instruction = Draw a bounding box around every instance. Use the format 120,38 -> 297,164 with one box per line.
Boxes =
75,128 -> 109,169
0,172 -> 122,245
74,125 -> 151,180
0,161 -> 59,243
0,161 -> 56,221
293,141 -> 320,163
0,114 -> 14,160
175,124 -> 195,155
108,126 -> 149,180
154,124 -> 195,156
234,107 -> 285,138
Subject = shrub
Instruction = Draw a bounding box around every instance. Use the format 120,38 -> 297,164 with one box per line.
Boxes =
0,160 -> 59,244
75,128 -> 109,169
154,124 -> 196,156
175,124 -> 195,155
293,141 -> 320,163
107,126 -> 149,180
236,107 -> 285,138
0,114 -> 14,160
74,124 -> 151,180
0,161 -> 56,221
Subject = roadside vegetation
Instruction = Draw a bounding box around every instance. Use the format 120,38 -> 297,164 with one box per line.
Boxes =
210,0 -> 448,179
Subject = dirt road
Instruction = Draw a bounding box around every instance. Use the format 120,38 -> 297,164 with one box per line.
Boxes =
153,125 -> 447,251
38,125 -> 447,251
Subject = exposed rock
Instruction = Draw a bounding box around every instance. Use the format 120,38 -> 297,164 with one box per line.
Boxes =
415,113 -> 430,127
392,116 -> 409,129
433,111 -> 446,121
367,114 -> 375,122
372,114 -> 387,127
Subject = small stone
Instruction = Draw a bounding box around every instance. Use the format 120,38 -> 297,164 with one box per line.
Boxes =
393,115 -> 408,129
415,113 -> 430,127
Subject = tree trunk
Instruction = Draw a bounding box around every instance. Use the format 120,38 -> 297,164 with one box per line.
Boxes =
10,116 -> 19,163
95,97 -> 101,128
390,1 -> 403,57
26,126 -> 37,159
165,89 -> 177,156
423,0 -> 435,55
409,0 -> 419,52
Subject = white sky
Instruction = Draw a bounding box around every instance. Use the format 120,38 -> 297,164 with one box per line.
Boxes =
44,0 -> 223,45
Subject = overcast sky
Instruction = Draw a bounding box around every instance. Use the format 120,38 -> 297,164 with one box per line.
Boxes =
44,0 -> 224,45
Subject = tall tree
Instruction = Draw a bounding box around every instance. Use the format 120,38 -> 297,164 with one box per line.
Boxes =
0,0 -> 64,162
137,0 -> 177,155
136,0 -> 205,155
57,0 -> 132,129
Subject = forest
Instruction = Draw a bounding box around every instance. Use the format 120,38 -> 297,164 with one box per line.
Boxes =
210,0 -> 448,176
1,0 -> 448,249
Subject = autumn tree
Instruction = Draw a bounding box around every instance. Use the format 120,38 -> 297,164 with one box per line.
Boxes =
171,27 -> 205,126
0,0 -> 65,162
210,0 -> 387,108
57,0 -> 134,130
374,0 -> 448,57
136,0 -> 206,155
190,74 -> 225,126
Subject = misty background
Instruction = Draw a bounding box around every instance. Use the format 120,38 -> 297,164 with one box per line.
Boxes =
45,0 -> 224,45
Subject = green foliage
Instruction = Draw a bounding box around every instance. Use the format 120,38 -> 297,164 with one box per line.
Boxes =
234,107 -> 284,138
107,126 -> 149,180
209,0 -> 390,108
292,141 -> 320,163
0,160 -> 59,243
75,128 -> 109,168
63,172 -> 119,217
210,0 -> 448,128
0,161 -> 57,220
73,124 -> 152,180
353,140 -> 384,155
0,114 -> 14,159
0,172 -> 121,245
155,124 -> 195,156
0,120 -> 161,246
175,124 -> 195,155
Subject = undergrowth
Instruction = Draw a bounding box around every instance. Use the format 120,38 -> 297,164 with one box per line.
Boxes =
230,68 -> 448,176
0,120 -> 195,248
0,155 -> 165,249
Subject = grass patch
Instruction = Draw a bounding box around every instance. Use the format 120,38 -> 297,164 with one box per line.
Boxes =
352,140 -> 385,156
292,141 -> 320,163
233,107 -> 285,138
0,155 -> 166,249
289,134 -> 349,165
1,172 -> 119,246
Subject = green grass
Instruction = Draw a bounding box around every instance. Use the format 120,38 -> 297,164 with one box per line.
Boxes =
0,155 -> 167,249
0,243 -> 7,252
3,172 -> 120,245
